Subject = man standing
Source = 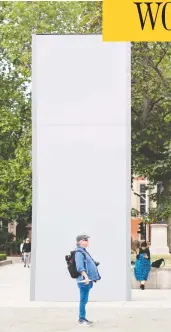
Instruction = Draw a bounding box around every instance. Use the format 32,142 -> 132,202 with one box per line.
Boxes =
75,235 -> 101,326
22,238 -> 31,268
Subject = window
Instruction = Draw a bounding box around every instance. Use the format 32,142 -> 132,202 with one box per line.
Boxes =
139,184 -> 146,216
140,184 -> 146,193
140,195 -> 146,204
140,205 -> 146,215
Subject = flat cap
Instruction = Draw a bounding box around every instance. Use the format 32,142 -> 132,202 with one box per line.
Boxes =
76,234 -> 90,242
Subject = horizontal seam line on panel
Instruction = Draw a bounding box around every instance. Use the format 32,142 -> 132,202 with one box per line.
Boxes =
38,124 -> 127,127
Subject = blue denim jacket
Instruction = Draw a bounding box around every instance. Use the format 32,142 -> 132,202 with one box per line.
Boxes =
75,246 -> 101,282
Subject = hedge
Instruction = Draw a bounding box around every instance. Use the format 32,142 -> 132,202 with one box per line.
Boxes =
0,241 -> 20,255
0,254 -> 7,261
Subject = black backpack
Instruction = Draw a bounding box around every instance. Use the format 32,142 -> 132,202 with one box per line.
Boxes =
151,258 -> 165,268
65,250 -> 86,279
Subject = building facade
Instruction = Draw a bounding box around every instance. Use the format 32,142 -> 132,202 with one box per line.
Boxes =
131,176 -> 156,241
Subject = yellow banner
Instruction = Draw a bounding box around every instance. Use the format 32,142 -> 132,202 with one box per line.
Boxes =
103,0 -> 171,41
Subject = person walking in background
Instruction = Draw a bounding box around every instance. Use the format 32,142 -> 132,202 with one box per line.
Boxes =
20,239 -> 25,262
75,235 -> 101,326
22,238 -> 31,268
134,241 -> 151,290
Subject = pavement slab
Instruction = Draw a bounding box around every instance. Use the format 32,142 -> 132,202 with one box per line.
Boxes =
0,307 -> 171,332
1,263 -> 171,331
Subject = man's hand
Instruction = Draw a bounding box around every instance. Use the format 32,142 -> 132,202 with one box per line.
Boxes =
144,254 -> 148,259
81,271 -> 89,284
84,277 -> 89,285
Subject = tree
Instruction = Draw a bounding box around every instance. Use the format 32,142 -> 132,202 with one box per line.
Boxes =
132,42 -> 171,249
0,1 -> 102,236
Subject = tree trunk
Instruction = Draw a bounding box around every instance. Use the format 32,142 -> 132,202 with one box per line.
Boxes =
167,180 -> 171,252
167,215 -> 171,253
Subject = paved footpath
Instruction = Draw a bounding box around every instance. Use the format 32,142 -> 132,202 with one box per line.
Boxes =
0,264 -> 171,332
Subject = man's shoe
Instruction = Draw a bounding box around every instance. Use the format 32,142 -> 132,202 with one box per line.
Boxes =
27,266 -> 30,268
85,319 -> 93,325
78,319 -> 93,326
24,265 -> 26,268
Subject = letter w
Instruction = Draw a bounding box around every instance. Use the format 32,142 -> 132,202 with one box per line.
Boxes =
134,2 -> 162,30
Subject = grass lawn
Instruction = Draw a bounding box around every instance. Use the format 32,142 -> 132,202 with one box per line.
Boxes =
131,253 -> 171,267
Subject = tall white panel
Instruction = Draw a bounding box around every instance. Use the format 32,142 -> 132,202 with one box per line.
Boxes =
31,35 -> 131,301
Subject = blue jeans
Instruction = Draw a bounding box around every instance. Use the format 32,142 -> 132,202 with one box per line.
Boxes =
77,282 -> 93,320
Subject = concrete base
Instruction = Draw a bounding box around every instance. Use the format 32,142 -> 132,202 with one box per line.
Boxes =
150,224 -> 170,255
132,267 -> 171,289
0,259 -> 12,267
150,247 -> 170,255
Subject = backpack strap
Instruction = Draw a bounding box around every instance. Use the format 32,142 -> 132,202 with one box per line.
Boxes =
75,249 -> 87,271
77,249 -> 96,266
76,249 -> 86,260
85,250 -> 96,264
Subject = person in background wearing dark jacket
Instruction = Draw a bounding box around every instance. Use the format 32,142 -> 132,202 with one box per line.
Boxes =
22,238 -> 31,268
134,241 -> 151,290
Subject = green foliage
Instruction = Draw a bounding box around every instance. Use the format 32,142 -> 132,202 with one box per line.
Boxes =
131,208 -> 140,217
8,241 -> 20,255
132,42 -> 171,220
0,253 -> 7,261
0,2 -> 102,226
0,222 -> 14,246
